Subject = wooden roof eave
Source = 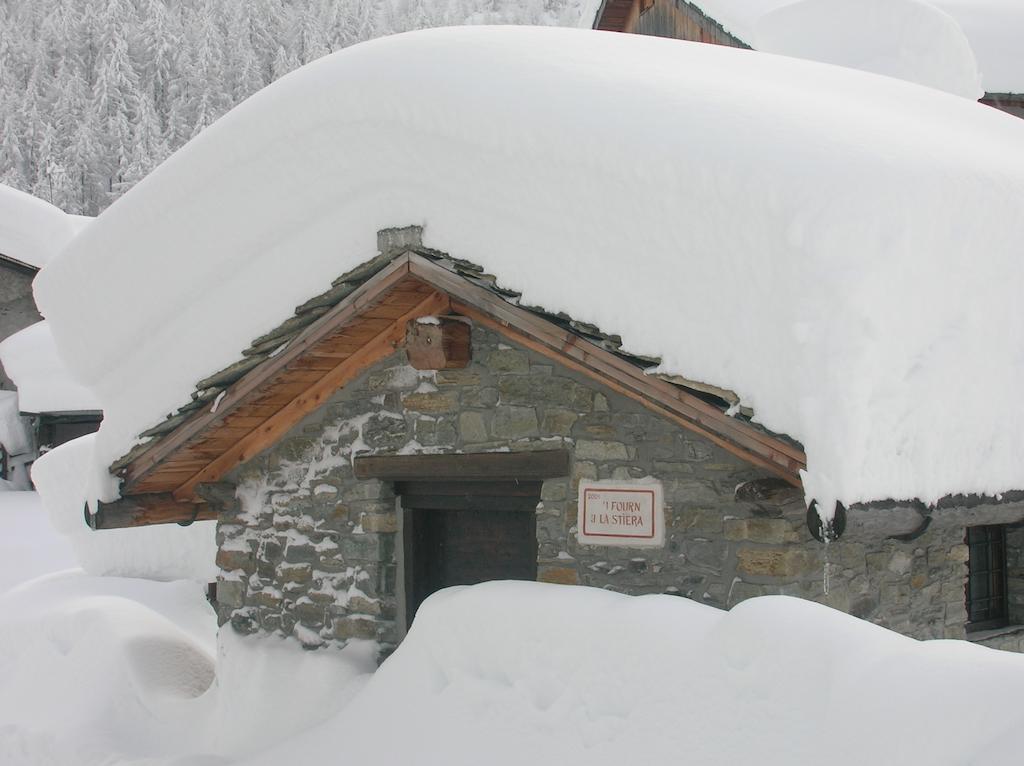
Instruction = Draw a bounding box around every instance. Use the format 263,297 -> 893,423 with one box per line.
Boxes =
116,248 -> 805,517
120,253 -> 429,494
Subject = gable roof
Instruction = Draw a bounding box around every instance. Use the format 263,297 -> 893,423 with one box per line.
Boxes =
114,236 -> 806,509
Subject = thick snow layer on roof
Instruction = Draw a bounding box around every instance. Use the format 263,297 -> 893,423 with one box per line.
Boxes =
0,321 -> 102,413
0,184 -> 86,269
35,27 -> 1024,511
932,0 -> 1024,93
31,436 -> 216,582
692,0 -> 1023,93
754,0 -> 982,99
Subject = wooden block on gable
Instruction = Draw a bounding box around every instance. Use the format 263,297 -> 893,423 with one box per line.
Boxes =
405,317 -> 471,370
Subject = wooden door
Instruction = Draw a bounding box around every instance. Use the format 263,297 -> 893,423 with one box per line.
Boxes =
401,480 -> 540,627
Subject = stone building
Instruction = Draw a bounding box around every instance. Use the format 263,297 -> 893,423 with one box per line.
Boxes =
91,226 -> 1024,656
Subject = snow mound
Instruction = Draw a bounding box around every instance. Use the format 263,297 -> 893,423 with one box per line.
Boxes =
0,321 -> 102,413
754,0 -> 983,98
243,582 -> 1024,766
0,573 -> 216,766
34,27 -> 1024,510
0,183 -> 86,268
32,436 -> 217,583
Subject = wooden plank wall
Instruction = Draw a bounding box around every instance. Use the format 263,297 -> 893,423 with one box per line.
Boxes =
635,0 -> 748,46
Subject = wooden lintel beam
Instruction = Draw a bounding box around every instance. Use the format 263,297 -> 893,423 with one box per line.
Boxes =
87,494 -> 215,530
171,289 -> 450,501
354,449 -> 571,481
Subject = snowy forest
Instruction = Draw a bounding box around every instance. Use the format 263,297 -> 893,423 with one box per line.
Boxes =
0,0 -> 586,216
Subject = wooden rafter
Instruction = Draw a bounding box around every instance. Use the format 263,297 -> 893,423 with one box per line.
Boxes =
116,247 -> 805,514
170,290 -> 449,501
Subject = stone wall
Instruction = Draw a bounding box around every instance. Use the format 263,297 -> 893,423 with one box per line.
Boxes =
213,323 -> 986,653
0,262 -> 41,390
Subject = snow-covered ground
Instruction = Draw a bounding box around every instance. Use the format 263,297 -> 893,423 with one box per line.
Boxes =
3,501 -> 1024,766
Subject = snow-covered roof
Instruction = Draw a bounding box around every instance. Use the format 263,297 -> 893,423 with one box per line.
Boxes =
0,321 -> 102,414
688,0 -> 1023,94
0,184 -> 87,270
34,26 -> 1024,512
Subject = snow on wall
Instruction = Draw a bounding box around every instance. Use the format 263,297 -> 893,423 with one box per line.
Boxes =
31,435 -> 217,583
0,321 -> 102,414
34,27 -> 1024,513
0,183 -> 86,269
754,0 -> 983,99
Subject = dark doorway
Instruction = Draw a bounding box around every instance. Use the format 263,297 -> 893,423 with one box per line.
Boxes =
400,479 -> 541,627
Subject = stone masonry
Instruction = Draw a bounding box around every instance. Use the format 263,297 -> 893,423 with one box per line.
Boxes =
212,323 -> 1008,654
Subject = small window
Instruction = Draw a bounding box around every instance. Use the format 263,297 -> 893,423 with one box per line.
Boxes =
966,525 -> 1009,631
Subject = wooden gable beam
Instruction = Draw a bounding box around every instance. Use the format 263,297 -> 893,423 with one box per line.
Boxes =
122,254 -> 417,489
169,289 -> 450,501
404,253 -> 806,485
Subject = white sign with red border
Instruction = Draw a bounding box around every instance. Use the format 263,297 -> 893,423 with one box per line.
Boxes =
577,479 -> 664,547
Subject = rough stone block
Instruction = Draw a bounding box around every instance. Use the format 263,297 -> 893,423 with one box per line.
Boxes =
458,411 -> 489,443
402,392 -> 458,413
736,547 -> 813,578
284,543 -> 318,564
948,544 -> 970,563
435,369 -> 482,386
349,595 -> 382,616
333,616 -> 379,641
487,348 -> 530,373
361,512 -> 398,533
216,548 -> 253,572
542,408 -> 578,436
575,439 -> 630,461
216,580 -> 246,608
278,563 -> 313,583
492,406 -> 538,439
724,518 -> 792,545
539,566 -> 579,585
363,413 -> 409,448
462,387 -> 499,408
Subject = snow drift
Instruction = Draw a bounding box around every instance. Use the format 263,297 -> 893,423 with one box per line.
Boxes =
34,27 -> 1024,512
0,572 -> 217,766
240,582 -> 1024,766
